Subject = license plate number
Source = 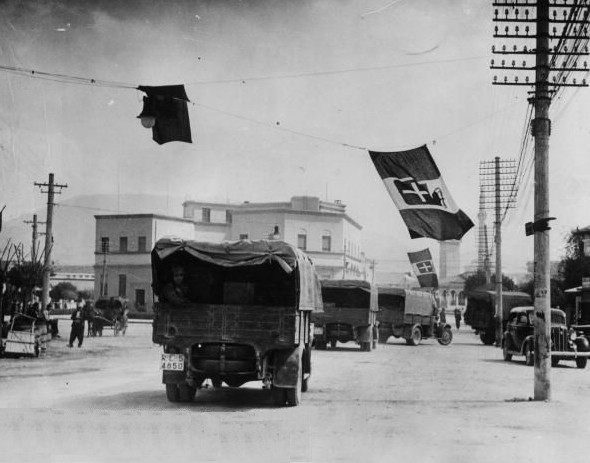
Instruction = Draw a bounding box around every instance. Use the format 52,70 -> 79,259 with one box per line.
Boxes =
161,353 -> 184,371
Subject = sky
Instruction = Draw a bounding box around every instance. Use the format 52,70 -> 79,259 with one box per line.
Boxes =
0,0 -> 589,275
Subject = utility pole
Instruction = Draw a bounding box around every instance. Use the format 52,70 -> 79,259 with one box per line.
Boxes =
494,157 -> 503,347
492,0 -> 589,400
23,214 -> 46,263
34,173 -> 67,309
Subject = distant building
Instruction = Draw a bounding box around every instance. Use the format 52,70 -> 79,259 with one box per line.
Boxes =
51,265 -> 95,292
93,214 -> 194,312
183,196 -> 365,280
439,240 -> 461,279
95,197 -> 367,313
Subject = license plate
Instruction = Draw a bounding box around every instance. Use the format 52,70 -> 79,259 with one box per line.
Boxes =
161,353 -> 184,371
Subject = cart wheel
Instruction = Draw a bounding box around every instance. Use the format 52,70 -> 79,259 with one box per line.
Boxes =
165,384 -> 180,403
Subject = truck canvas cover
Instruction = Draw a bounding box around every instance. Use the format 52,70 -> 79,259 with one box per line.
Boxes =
320,279 -> 378,311
151,237 -> 323,312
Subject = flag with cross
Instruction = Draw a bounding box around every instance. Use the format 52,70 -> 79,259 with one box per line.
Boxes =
369,145 -> 474,241
407,248 -> 438,288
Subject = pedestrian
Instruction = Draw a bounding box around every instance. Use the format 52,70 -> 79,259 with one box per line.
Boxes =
454,307 -> 462,330
47,303 -> 60,338
69,302 -> 85,348
439,307 -> 446,324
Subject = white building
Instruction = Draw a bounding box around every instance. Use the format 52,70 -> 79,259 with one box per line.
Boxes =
95,197 -> 367,313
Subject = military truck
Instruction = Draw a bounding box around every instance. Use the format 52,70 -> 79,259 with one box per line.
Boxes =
463,290 -> 532,345
151,238 -> 323,406
312,279 -> 378,351
377,286 -> 453,346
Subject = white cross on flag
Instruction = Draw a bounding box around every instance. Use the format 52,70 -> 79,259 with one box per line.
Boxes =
369,145 -> 474,241
407,248 -> 438,288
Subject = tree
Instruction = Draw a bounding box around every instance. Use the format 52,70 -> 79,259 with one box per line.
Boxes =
463,270 -> 516,293
49,282 -> 78,301
518,277 -> 566,308
558,231 -> 590,290
78,289 -> 94,301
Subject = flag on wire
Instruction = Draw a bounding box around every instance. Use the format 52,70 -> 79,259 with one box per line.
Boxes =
369,145 -> 474,241
137,85 -> 192,145
407,248 -> 438,288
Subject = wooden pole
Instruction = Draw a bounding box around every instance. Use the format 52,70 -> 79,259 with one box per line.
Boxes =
533,0 -> 552,401
494,157 -> 503,347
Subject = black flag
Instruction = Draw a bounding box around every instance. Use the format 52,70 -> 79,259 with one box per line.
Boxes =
137,85 -> 192,145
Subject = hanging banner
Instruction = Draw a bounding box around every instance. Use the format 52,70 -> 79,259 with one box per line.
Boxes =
407,248 -> 438,288
369,145 -> 474,241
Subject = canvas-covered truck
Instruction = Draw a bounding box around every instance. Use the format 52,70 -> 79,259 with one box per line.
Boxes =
463,290 -> 532,345
376,286 -> 453,346
151,238 -> 323,406
311,279 -> 378,351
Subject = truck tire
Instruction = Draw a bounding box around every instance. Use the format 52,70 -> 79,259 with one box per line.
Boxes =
178,383 -> 196,402
437,326 -> 453,346
165,384 -> 180,403
576,357 -> 587,369
284,365 -> 302,406
406,326 -> 422,346
480,330 -> 495,345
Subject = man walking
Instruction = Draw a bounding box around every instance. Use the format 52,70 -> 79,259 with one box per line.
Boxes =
68,302 -> 85,348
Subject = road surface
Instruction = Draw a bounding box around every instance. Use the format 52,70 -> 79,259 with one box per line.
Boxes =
1,321 -> 589,462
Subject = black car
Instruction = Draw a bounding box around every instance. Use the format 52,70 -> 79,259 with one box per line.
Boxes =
502,306 -> 590,368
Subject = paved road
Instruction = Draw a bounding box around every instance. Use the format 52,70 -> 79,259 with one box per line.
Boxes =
1,322 -> 589,462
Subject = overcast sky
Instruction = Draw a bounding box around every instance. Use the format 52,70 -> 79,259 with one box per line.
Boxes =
1,0 -> 589,274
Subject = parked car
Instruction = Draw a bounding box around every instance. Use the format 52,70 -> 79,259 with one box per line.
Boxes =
502,306 -> 590,368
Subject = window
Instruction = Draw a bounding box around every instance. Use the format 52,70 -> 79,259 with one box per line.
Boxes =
118,274 -> 127,298
100,237 -> 109,253
135,289 -> 146,312
322,231 -> 331,252
297,233 -> 307,251
202,207 -> 211,223
119,237 -> 128,253
239,233 -> 249,240
138,236 -> 147,253
226,210 -> 232,224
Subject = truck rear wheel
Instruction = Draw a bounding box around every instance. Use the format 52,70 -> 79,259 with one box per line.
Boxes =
576,357 -> 587,369
480,330 -> 495,345
165,384 -> 180,403
437,326 -> 453,346
178,383 -> 196,402
406,326 -> 422,346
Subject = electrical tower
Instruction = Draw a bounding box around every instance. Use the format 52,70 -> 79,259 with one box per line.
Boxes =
492,0 -> 589,400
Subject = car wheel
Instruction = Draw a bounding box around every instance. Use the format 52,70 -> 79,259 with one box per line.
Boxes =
525,343 -> 534,366
502,342 -> 512,362
576,357 -> 587,369
551,357 -> 559,367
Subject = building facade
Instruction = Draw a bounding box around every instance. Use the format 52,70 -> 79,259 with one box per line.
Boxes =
95,197 -> 366,313
183,196 -> 365,280
93,214 -> 194,312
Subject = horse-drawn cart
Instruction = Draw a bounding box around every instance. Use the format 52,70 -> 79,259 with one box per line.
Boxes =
2,314 -> 41,357
87,298 -> 128,337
